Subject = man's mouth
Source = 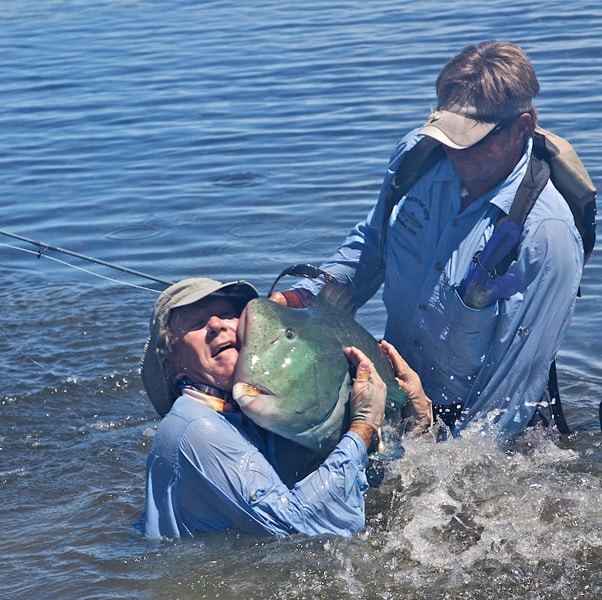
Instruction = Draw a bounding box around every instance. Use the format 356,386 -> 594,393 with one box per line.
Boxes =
212,342 -> 237,358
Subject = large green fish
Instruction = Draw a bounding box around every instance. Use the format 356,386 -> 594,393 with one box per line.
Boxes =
232,283 -> 406,455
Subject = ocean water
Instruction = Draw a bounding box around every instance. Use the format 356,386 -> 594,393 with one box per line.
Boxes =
0,1 -> 601,598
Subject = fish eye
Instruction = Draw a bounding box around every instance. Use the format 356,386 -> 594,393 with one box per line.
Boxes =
285,328 -> 296,340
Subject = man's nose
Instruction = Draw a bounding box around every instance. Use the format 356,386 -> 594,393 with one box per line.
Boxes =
206,315 -> 230,334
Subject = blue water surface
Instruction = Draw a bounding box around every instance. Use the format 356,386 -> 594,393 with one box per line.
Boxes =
0,1 -> 601,599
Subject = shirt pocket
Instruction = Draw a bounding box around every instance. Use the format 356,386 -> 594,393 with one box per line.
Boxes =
421,281 -> 499,393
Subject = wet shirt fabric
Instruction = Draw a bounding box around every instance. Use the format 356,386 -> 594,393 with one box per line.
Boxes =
298,129 -> 583,438
143,393 -> 369,539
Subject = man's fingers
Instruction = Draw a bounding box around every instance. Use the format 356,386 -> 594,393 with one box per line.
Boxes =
379,339 -> 409,376
345,346 -> 373,382
355,361 -> 370,381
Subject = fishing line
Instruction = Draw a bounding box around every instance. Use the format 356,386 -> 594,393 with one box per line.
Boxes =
0,228 -> 173,289
1,241 -> 164,294
0,229 -> 170,401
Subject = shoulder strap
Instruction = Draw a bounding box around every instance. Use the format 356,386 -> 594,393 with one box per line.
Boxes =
494,153 -> 551,275
380,137 -> 445,254
496,128 -> 597,275
532,128 -> 597,264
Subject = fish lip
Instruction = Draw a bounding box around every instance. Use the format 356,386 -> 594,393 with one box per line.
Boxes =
232,381 -> 275,402
242,383 -> 274,396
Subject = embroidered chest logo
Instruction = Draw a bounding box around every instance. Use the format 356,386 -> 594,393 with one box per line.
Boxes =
397,195 -> 430,236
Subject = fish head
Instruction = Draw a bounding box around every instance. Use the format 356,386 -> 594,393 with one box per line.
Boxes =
232,297 -> 349,442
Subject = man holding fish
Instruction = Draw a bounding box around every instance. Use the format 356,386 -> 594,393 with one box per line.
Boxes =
273,41 -> 587,438
140,277 -> 431,539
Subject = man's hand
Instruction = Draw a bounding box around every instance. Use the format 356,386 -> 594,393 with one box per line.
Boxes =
380,340 -> 433,433
268,289 -> 313,308
344,346 -> 386,448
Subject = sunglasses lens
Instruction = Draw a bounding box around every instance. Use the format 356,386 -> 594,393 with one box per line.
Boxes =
288,264 -> 323,278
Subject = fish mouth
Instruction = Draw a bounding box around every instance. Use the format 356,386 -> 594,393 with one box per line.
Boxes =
232,382 -> 274,408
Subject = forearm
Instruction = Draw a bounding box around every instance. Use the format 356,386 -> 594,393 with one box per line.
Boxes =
256,432 -> 370,536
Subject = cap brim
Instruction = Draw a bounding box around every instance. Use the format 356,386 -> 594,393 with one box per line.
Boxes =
419,110 -> 497,149
140,330 -> 180,418
163,279 -> 258,313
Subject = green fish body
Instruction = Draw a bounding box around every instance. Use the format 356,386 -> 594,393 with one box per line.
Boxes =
232,283 -> 406,455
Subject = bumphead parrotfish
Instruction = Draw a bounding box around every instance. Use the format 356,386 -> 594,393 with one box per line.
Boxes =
232,283 -> 406,455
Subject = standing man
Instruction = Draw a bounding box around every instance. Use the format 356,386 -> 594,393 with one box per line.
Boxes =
272,41 -> 585,437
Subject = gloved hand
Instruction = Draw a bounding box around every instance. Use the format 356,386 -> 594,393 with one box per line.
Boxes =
344,346 -> 386,432
457,220 -> 522,309
379,340 -> 433,434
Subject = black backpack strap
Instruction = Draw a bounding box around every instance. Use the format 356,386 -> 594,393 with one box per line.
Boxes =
380,137 -> 445,254
496,155 -> 573,434
495,153 -> 551,275
547,359 -> 572,435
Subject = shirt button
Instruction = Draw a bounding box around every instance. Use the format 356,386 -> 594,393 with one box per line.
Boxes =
413,340 -> 422,349
435,262 -> 443,271
418,303 -> 426,310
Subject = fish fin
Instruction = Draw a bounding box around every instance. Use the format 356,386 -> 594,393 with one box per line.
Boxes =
312,281 -> 357,316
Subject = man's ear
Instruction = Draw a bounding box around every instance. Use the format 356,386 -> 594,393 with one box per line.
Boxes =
517,112 -> 534,135
168,352 -> 185,379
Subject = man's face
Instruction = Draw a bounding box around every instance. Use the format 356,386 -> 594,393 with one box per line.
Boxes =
168,296 -> 240,391
442,114 -> 532,199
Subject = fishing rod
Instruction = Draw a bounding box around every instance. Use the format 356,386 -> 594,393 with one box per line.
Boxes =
0,228 -> 173,288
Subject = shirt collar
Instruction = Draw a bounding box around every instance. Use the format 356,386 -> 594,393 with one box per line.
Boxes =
179,377 -> 238,413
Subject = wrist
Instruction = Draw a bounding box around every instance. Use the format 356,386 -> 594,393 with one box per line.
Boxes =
349,423 -> 378,448
281,289 -> 313,308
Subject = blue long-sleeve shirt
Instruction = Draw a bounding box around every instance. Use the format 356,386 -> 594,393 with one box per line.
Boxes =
143,394 -> 369,539
298,129 -> 583,437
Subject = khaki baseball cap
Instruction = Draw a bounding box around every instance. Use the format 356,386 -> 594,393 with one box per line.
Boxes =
140,277 -> 258,417
419,101 -> 532,149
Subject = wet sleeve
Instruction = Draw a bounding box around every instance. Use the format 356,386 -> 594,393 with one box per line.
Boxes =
152,412 -> 370,537
248,432 -> 370,536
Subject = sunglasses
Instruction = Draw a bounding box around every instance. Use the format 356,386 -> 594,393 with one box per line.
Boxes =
471,117 -> 517,148
268,263 -> 334,297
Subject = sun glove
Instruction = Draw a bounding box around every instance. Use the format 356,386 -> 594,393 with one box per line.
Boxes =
349,362 -> 386,432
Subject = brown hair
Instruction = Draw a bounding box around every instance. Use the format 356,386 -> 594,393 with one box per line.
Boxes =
436,40 -> 539,125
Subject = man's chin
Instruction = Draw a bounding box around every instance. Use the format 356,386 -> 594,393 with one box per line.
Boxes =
209,352 -> 238,387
